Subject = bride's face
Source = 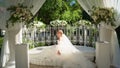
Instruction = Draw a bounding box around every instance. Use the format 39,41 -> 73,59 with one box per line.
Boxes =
57,32 -> 62,39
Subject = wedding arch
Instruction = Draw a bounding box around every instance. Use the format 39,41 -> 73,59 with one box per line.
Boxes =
0,0 -> 120,68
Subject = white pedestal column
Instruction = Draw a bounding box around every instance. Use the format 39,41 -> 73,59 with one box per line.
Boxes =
7,23 -> 23,62
15,44 -> 29,68
96,42 -> 111,68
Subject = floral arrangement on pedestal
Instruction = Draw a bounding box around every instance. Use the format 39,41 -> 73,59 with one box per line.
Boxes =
90,6 -> 115,26
50,20 -> 67,26
6,3 -> 33,27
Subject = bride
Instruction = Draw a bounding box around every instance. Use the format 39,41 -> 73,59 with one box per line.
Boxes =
30,30 -> 95,68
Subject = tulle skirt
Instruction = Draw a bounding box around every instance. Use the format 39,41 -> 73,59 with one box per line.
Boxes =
29,45 -> 95,68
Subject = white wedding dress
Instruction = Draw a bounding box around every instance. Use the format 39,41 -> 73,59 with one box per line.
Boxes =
30,34 -> 95,68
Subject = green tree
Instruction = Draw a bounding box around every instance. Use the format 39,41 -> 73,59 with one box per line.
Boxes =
37,0 -> 82,24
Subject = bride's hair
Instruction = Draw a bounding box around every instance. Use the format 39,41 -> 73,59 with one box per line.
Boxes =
57,30 -> 63,34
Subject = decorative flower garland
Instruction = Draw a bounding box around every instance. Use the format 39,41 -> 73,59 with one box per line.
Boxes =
90,6 -> 115,26
76,20 -> 92,26
6,3 -> 33,27
50,20 -> 67,26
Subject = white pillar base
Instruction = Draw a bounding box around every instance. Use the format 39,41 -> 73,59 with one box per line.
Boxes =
96,42 -> 111,68
15,44 -> 29,68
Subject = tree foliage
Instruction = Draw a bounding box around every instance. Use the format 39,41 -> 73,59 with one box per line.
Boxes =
37,0 -> 82,24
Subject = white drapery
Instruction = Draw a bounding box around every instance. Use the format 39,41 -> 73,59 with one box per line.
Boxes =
0,0 -> 46,67
77,0 -> 120,67
77,0 -> 120,28
0,0 -> 46,29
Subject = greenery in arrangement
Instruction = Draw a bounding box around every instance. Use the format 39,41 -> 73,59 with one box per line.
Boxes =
90,6 -> 115,26
37,0 -> 82,24
50,20 -> 67,26
7,3 -> 33,27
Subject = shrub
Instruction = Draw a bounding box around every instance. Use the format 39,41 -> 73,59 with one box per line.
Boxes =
0,37 -> 3,49
35,42 -> 46,47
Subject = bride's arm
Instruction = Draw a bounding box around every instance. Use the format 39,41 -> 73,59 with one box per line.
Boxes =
57,50 -> 61,55
56,40 -> 61,55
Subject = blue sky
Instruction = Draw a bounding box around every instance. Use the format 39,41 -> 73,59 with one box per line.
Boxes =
70,0 -> 76,6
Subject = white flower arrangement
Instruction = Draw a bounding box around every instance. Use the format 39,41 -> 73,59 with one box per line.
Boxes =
77,20 -> 92,26
6,3 -> 33,27
90,6 -> 115,26
50,20 -> 67,26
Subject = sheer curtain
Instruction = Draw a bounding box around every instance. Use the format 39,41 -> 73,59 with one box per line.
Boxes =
77,0 -> 120,67
0,0 -> 46,29
0,0 -> 46,67
77,0 -> 120,28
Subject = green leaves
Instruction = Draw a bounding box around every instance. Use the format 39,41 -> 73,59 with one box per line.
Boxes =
38,0 -> 82,24
61,10 -> 72,22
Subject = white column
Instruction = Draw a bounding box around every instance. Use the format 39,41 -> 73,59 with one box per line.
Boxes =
96,42 -> 111,68
15,44 -> 29,68
8,23 -> 23,61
